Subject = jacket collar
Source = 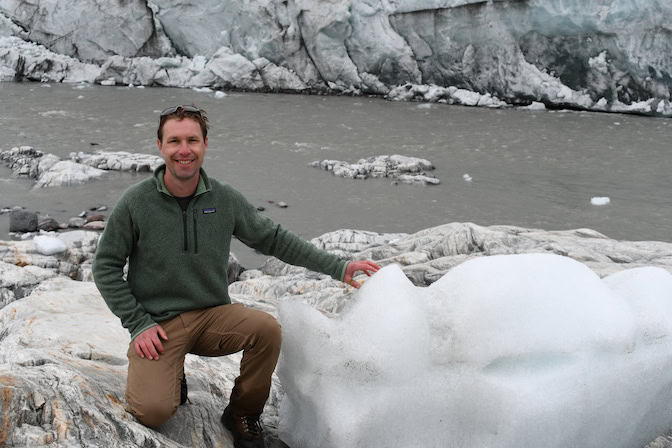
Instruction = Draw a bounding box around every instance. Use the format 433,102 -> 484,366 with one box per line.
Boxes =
153,164 -> 212,197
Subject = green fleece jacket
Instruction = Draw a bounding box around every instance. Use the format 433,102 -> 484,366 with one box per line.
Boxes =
92,165 -> 348,340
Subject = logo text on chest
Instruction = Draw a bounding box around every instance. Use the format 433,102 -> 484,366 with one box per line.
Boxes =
202,208 -> 216,214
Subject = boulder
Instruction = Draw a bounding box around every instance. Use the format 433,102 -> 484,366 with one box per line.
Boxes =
9,209 -> 37,232
37,217 -> 60,231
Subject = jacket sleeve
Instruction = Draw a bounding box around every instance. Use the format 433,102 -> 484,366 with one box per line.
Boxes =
231,189 -> 348,282
92,195 -> 157,340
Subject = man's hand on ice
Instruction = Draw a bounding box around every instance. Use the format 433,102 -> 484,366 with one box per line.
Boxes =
134,325 -> 168,360
344,260 -> 381,289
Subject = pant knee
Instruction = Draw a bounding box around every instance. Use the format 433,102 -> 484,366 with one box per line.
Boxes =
257,315 -> 282,348
128,400 -> 177,428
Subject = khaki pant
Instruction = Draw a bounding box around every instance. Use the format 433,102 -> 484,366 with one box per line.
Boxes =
125,304 -> 282,428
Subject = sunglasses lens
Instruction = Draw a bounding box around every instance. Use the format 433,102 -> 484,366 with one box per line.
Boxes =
160,105 -> 201,116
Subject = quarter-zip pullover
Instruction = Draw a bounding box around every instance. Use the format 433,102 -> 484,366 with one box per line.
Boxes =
93,165 -> 348,340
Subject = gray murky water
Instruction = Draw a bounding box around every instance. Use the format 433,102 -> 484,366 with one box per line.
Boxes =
1,82 -> 671,267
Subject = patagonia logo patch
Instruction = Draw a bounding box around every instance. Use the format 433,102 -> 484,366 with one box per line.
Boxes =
202,208 -> 216,214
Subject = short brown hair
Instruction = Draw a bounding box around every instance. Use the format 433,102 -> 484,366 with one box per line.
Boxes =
157,105 -> 209,142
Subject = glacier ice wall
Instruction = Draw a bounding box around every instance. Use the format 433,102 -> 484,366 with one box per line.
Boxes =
0,0 -> 670,115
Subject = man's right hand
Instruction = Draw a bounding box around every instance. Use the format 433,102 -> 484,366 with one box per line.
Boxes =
134,325 -> 168,360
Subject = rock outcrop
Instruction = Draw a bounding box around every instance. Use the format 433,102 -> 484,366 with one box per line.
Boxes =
0,147 -> 163,188
308,155 -> 440,185
2,222 -> 672,446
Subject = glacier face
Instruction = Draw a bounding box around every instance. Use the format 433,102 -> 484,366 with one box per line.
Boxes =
0,0 -> 670,114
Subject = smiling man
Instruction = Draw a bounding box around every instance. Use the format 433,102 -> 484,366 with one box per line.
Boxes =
92,105 -> 380,448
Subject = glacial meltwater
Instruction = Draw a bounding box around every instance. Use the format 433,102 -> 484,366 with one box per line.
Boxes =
1,82 -> 671,267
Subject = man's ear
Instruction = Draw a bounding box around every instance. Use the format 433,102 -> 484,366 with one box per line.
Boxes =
157,138 -> 163,153
204,136 -> 208,149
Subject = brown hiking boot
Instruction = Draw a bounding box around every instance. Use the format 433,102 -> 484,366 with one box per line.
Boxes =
221,404 -> 265,448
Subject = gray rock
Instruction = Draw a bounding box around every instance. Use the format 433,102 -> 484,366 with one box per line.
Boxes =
277,202 -> 288,208
9,209 -> 38,232
310,155 -> 439,185
86,214 -> 105,223
68,217 -> 87,228
0,231 -> 100,285
0,146 -> 107,188
37,217 -> 60,232
70,150 -> 164,172
83,221 -> 106,230
227,253 -> 245,285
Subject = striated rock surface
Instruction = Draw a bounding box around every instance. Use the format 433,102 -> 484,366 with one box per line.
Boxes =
229,223 -> 672,316
1,1 -> 671,115
308,155 -> 440,185
0,276 -> 286,447
2,222 -> 672,446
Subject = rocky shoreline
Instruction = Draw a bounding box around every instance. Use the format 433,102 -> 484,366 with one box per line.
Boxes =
1,222 -> 672,446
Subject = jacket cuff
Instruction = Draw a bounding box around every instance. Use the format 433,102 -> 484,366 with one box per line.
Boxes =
339,261 -> 349,282
130,322 -> 159,342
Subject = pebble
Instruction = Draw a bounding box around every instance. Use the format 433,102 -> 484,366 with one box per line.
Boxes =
68,217 -> 87,228
78,211 -> 87,218
257,206 -> 266,211
86,214 -> 105,223
83,221 -> 106,230
277,202 -> 288,208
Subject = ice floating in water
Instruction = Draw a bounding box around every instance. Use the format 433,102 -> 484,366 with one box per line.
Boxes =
417,103 -> 432,109
278,255 -> 672,448
463,173 -> 472,181
591,197 -> 611,205
192,87 -> 213,93
522,101 -> 546,111
215,91 -> 227,99
33,235 -> 67,255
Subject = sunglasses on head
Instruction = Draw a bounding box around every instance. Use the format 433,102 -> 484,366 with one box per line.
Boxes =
160,105 -> 201,117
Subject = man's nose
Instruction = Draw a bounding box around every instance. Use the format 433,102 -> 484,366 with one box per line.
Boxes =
177,141 -> 190,153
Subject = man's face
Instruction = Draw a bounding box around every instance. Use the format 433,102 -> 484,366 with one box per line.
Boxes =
157,117 -> 208,183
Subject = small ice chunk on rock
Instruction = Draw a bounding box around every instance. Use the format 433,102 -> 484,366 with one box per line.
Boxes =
33,235 -> 67,255
591,197 -> 610,206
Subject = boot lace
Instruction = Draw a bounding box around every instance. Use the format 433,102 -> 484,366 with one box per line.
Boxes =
241,416 -> 263,437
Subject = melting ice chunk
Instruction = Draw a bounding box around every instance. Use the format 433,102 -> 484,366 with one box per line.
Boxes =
278,255 -> 672,448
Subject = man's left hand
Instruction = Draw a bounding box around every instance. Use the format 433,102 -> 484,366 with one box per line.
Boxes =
344,260 -> 381,289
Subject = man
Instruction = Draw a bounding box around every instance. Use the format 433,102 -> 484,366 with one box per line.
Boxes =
92,105 -> 380,448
